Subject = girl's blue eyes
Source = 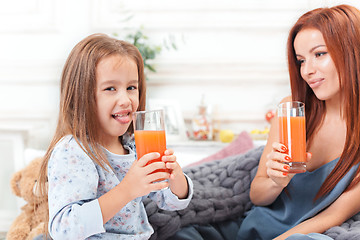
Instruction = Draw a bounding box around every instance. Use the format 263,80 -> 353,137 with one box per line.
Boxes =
105,87 -> 116,91
104,86 -> 137,91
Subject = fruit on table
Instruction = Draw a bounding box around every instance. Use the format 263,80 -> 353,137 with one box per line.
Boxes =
261,127 -> 270,134
250,129 -> 261,134
220,129 -> 235,143
250,127 -> 270,140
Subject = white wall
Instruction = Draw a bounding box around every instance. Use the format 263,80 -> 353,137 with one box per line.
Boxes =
1,0 -> 360,149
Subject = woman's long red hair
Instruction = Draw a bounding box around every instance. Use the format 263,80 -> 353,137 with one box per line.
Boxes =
287,5 -> 360,200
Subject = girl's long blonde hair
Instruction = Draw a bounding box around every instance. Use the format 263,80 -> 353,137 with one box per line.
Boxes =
38,33 -> 146,233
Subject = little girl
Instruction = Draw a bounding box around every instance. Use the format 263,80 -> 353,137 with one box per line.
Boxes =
38,33 -> 193,239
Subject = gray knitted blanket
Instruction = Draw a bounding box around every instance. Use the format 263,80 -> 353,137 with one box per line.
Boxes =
144,146 -> 263,240
144,145 -> 360,240
325,214 -> 360,239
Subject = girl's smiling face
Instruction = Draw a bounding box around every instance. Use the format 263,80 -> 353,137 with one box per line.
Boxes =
294,28 -> 340,101
95,54 -> 139,144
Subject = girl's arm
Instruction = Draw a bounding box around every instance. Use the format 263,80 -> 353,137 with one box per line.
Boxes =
162,149 -> 190,199
147,149 -> 192,211
274,179 -> 360,239
98,152 -> 170,224
48,137 -> 107,239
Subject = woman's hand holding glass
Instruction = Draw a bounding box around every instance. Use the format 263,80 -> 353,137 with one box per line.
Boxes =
266,142 -> 312,188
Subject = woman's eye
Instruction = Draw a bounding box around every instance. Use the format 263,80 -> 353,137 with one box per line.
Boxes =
296,59 -> 305,65
105,87 -> 116,91
127,86 -> 137,91
315,52 -> 327,57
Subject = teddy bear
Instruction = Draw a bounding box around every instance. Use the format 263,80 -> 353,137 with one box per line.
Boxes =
6,157 -> 49,240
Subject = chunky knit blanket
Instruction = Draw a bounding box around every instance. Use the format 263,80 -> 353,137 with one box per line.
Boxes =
144,146 -> 263,240
324,215 -> 360,239
144,145 -> 360,240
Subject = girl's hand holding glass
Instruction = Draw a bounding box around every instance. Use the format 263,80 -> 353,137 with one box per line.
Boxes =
162,148 -> 189,199
266,142 -> 312,188
122,152 -> 170,199
162,149 -> 180,180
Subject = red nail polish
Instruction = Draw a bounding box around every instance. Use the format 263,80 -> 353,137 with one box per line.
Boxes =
281,146 -> 287,152
283,172 -> 288,176
283,165 -> 290,170
285,156 -> 291,161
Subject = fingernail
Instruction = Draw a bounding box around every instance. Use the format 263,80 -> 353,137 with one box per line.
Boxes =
285,156 -> 291,161
283,172 -> 288,176
283,165 -> 290,170
281,146 -> 287,152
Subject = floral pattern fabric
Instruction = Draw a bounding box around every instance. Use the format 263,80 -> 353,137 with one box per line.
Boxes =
48,135 -> 193,240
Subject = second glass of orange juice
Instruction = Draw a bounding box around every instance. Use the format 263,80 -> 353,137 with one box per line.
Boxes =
278,101 -> 306,173
132,109 -> 170,182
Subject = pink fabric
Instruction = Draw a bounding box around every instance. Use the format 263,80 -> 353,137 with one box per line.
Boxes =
187,131 -> 254,167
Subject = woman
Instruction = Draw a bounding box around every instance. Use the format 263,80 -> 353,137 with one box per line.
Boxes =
171,4 -> 360,240
238,4 -> 360,240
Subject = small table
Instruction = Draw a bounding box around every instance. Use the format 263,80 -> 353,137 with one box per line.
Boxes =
167,140 -> 227,167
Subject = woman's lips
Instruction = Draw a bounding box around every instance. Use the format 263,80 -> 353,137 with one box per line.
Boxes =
308,78 -> 325,88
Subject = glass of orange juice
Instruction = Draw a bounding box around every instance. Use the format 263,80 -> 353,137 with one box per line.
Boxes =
278,101 -> 306,173
132,109 -> 170,182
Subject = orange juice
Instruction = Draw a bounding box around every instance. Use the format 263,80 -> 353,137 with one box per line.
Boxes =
279,116 -> 306,173
134,130 -> 169,177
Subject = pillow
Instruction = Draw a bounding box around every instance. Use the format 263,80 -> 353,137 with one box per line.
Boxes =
186,131 -> 254,167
